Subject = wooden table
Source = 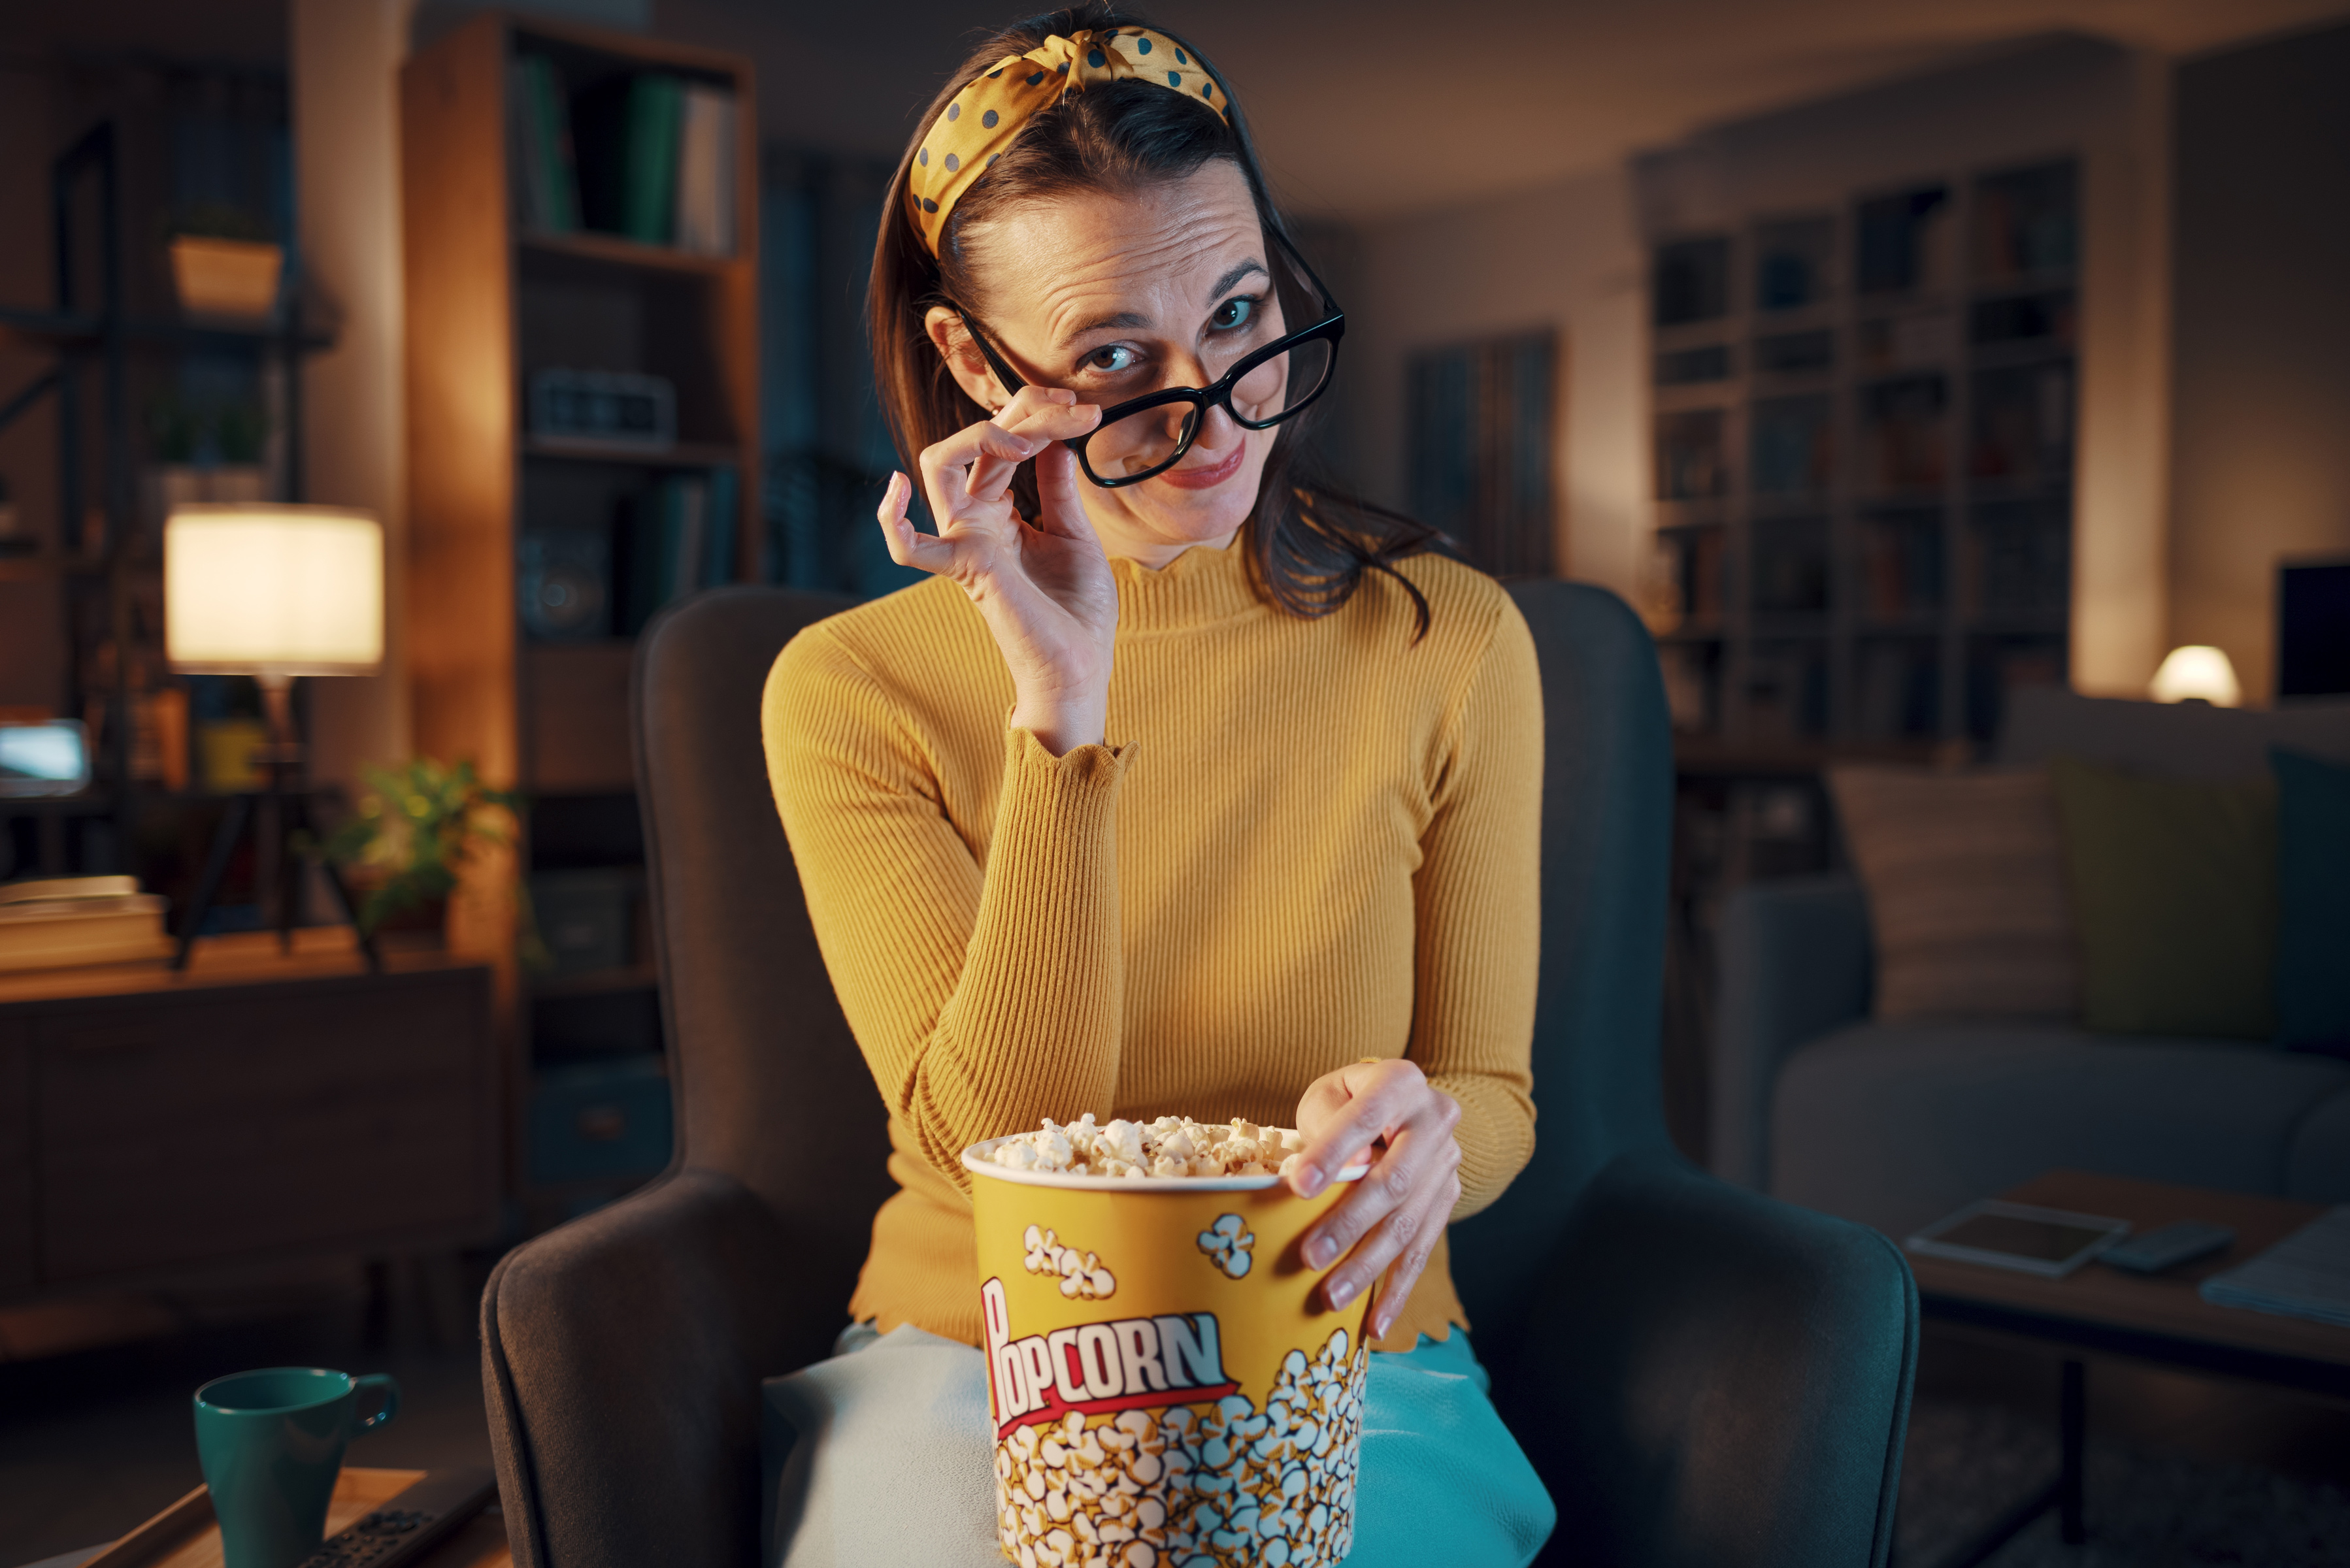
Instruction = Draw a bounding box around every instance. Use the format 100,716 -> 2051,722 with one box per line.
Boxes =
81,1467 -> 508,1568
1906,1169 -> 2348,1567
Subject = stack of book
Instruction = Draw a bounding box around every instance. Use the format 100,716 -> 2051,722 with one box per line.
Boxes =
0,876 -> 173,975
510,54 -> 737,255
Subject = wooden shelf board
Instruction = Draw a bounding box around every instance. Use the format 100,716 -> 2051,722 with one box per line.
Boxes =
523,434 -> 744,467
0,928 -> 480,1005
518,229 -> 739,276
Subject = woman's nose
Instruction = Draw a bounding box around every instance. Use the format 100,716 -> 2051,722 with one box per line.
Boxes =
1189,400 -> 1242,453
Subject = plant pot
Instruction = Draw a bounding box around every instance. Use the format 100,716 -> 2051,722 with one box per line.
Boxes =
339,868 -> 450,940
169,237 -> 283,321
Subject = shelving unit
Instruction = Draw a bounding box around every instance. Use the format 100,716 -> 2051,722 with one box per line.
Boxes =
401,12 -> 758,1220
1646,157 -> 2078,755
1,114 -> 333,890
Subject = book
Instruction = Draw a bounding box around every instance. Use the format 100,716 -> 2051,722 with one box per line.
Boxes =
1,875 -> 138,906
507,56 -> 580,233
2200,1207 -> 2350,1328
0,892 -> 171,973
703,466 -> 738,587
674,84 -> 736,255
621,73 -> 686,246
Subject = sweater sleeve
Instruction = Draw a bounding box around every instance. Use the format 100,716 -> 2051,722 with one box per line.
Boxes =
763,629 -> 1130,1194
1412,595 -> 1543,1220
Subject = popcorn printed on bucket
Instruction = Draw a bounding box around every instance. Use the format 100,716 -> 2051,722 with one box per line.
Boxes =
994,1326 -> 1370,1568
990,1115 -> 1308,1181
1195,1215 -> 1255,1280
1025,1224 -> 1117,1300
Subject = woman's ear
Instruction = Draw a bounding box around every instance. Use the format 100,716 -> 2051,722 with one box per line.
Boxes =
925,306 -> 1004,412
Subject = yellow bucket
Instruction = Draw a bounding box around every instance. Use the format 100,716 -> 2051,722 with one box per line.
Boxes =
964,1134 -> 1374,1568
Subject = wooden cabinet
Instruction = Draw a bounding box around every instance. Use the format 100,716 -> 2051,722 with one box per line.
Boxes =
0,949 -> 495,1303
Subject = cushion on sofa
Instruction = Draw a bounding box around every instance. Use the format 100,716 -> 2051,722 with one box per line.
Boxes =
2049,756 -> 2277,1040
2000,688 -> 2350,779
1769,1022 -> 2350,1240
2274,747 -> 2350,1053
2285,1090 -> 2350,1203
1826,766 -> 2076,1021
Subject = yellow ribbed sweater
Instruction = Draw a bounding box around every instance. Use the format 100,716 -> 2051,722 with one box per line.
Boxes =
761,535 -> 1542,1352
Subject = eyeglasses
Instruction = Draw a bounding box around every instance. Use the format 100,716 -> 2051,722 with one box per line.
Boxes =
952,230 -> 1345,489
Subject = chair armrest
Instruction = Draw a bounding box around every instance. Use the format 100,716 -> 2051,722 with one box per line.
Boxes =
483,1167 -> 803,1568
1711,874 -> 1872,1190
1491,1152 -> 1915,1568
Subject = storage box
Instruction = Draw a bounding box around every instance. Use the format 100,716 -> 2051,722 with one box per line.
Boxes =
169,237 -> 283,319
527,1056 -> 672,1186
529,868 -> 640,974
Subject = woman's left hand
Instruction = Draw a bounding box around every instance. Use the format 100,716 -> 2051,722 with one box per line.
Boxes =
1288,1058 -> 1463,1342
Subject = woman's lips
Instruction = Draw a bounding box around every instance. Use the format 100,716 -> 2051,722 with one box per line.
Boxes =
1154,442 -> 1245,491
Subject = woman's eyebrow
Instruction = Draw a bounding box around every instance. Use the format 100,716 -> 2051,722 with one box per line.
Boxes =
1051,259 -> 1270,350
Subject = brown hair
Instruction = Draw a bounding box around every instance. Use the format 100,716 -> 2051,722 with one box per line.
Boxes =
866,2 -> 1440,632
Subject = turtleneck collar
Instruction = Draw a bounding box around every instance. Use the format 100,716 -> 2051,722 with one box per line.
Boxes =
1108,534 -> 1266,635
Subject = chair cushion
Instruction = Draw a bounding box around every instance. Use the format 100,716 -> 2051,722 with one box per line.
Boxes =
1825,766 -> 2077,1021
2287,1090 -> 2350,1203
2049,756 -> 2277,1040
1768,1021 -> 2350,1239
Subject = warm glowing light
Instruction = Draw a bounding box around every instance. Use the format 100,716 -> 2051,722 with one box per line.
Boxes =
2147,645 -> 2242,708
165,504 -> 385,676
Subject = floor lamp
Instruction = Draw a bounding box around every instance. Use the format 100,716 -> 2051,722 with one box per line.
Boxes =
164,502 -> 386,970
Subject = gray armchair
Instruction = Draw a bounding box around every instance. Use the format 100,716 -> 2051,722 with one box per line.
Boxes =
480,580 -> 1917,1568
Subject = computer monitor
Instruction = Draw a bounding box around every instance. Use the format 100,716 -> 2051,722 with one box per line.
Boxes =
2277,559 -> 2350,700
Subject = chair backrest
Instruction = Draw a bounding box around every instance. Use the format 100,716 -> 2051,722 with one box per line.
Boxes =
634,587 -> 894,1374
635,579 -> 1676,1366
1448,581 -> 1676,1348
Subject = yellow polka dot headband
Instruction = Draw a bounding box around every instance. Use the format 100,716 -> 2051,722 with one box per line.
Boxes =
908,27 -> 1229,255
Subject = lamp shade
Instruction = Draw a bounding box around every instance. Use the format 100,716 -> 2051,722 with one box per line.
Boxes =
2148,644 -> 2242,707
165,504 -> 384,676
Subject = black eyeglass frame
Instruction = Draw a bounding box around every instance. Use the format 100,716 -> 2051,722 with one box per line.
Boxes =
950,229 -> 1346,489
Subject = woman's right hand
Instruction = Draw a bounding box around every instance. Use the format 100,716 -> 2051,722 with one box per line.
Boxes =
880,385 -> 1114,757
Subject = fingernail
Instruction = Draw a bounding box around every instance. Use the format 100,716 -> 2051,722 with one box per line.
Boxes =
1304,1236 -> 1335,1269
1374,1311 -> 1391,1338
1296,1163 -> 1325,1197
1327,1277 -> 1355,1308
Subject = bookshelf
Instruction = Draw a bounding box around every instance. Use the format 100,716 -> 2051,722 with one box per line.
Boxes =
1646,157 -> 2077,757
401,13 -> 757,1220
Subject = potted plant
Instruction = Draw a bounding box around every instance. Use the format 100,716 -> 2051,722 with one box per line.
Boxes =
311,758 -> 531,943
145,393 -> 271,532
165,204 -> 282,321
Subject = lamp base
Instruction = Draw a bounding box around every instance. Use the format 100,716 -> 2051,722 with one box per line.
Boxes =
171,674 -> 380,972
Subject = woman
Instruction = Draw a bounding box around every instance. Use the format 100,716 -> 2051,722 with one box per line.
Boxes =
762,7 -> 1555,1564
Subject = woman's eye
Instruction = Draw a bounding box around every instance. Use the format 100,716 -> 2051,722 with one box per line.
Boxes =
1082,344 -> 1140,374
1210,296 -> 1256,333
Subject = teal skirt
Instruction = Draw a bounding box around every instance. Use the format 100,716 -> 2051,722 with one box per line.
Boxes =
762,1321 -> 1555,1567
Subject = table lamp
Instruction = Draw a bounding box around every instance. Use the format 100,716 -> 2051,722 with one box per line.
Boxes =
165,502 -> 386,968
2147,644 -> 2242,708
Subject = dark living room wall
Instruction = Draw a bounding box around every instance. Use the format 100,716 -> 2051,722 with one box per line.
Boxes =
2170,18 -> 2350,706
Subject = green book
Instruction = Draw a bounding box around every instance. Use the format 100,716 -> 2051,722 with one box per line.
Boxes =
527,56 -> 580,233
621,73 -> 684,246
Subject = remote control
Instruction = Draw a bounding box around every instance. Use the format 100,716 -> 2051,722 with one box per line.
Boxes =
291,1467 -> 498,1568
2100,1220 -> 2235,1274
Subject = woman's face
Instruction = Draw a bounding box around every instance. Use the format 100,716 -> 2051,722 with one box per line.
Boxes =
931,159 -> 1288,564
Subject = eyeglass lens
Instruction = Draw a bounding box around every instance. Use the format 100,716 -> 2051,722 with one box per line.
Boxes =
1082,335 -> 1336,482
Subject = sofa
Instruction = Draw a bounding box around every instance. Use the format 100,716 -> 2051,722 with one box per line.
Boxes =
1712,687 -> 2350,1240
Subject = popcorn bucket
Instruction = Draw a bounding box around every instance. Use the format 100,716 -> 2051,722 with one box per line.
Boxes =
964,1133 -> 1374,1568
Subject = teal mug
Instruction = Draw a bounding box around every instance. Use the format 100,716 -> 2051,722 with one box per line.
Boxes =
194,1367 -> 401,1568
